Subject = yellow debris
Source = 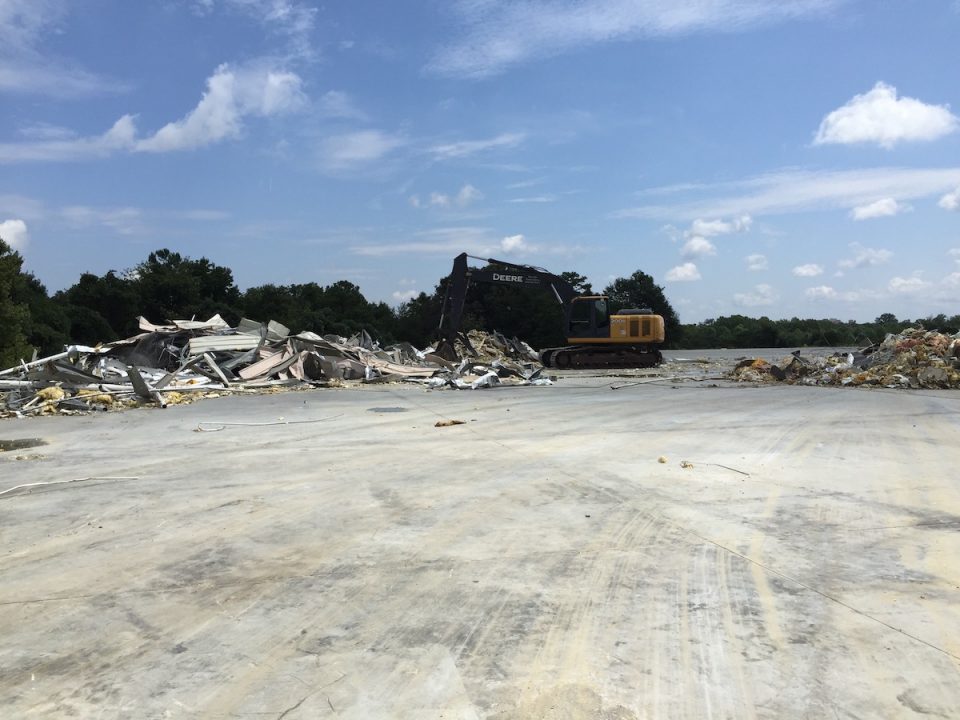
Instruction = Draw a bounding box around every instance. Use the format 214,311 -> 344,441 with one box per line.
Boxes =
36,387 -> 65,401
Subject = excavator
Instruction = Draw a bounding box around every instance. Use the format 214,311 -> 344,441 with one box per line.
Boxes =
435,253 -> 665,369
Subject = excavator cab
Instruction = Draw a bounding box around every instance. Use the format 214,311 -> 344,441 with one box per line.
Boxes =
566,296 -> 610,340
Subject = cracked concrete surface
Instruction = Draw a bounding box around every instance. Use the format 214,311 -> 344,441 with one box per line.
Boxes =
1,365 -> 959,718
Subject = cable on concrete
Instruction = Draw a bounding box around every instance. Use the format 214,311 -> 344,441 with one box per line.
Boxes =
0,476 -> 139,499
195,414 -> 343,433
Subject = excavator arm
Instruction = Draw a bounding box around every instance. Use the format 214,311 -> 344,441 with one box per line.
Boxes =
436,253 -> 578,358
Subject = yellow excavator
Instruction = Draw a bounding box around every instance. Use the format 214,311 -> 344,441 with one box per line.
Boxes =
435,253 -> 665,368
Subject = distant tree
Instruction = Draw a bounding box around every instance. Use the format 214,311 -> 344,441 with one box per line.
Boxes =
14,273 -> 71,356
603,270 -> 681,346
0,238 -> 32,367
135,249 -> 241,324
875,313 -> 898,325
57,270 -> 141,340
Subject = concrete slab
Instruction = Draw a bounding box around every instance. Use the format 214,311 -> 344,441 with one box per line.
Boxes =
1,371 -> 959,718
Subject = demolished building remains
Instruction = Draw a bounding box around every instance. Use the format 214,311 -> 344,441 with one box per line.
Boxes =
731,328 -> 960,388
0,316 -> 550,418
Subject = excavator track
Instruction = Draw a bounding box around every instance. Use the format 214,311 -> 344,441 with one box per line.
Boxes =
540,345 -> 663,370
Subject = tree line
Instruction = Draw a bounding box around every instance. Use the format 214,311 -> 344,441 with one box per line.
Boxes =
0,239 -> 956,367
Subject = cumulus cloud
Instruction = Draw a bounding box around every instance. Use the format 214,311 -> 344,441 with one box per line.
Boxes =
803,285 -> 872,302
392,289 -> 419,303
681,236 -> 716,259
675,214 -> 751,260
500,234 -> 529,253
850,197 -> 911,220
805,285 -> 836,300
792,264 -> 824,277
0,218 -> 29,250
429,132 -> 525,160
733,283 -> 776,307
745,254 -> 768,271
317,129 -> 406,172
940,186 -> 960,211
949,248 -> 960,265
457,184 -> 483,206
888,275 -> 931,294
665,263 -> 700,282
137,64 -> 305,152
690,215 -> 752,236
427,0 -> 841,78
814,82 -> 959,149
838,242 -> 893,269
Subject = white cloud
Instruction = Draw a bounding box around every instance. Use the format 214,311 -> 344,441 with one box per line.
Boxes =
805,285 -> 836,300
949,248 -> 960,265
888,275 -> 931,294
792,264 -> 824,277
428,0 -> 840,78
943,272 -> 960,288
733,283 -> 776,307
351,226 -> 578,258
137,64 -> 305,152
940,186 -> 960,211
803,285 -> 873,303
430,132 -> 525,160
814,82 -> 959,149
0,218 -> 29,250
681,236 -> 716,259
510,195 -> 557,204
429,192 -> 451,208
500,234 -> 530,253
665,262 -> 701,282
0,194 -> 43,220
618,167 -> 960,221
412,184 -> 484,209
0,0 -> 124,97
316,90 -> 368,121
745,253 -> 768,271
838,242 -> 893,269
317,129 -> 406,172
392,289 -> 419,302
690,215 -> 752,236
0,115 -> 136,163
850,197 -> 910,220
201,0 -> 318,60
61,206 -> 144,235
457,184 -> 483,206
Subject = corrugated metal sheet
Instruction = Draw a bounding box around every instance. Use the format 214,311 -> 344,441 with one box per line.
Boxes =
187,334 -> 261,355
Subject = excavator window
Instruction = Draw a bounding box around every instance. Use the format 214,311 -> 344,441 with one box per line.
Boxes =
595,299 -> 609,327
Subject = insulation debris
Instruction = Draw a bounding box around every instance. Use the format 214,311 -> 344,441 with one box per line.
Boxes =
1,317 -> 552,418
731,328 -> 960,389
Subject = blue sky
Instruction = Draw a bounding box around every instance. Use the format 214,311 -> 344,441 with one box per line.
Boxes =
1,0 -> 959,324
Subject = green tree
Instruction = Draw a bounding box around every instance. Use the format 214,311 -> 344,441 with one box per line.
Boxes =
602,271 -> 681,346
136,249 -> 241,324
57,270 -> 141,340
0,238 -> 32,367
14,273 -> 71,356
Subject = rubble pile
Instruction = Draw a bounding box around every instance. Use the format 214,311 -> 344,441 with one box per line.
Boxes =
418,329 -> 549,390
0,316 -> 550,418
732,328 -> 960,388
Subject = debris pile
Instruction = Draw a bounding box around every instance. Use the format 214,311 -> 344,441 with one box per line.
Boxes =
0,316 -> 551,418
731,329 -> 960,388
